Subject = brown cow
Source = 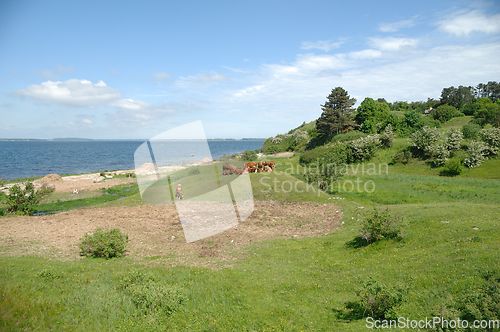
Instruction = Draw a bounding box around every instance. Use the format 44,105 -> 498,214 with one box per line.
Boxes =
268,161 -> 275,170
264,165 -> 272,172
245,162 -> 258,169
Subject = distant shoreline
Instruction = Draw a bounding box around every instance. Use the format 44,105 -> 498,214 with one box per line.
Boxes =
0,138 -> 266,142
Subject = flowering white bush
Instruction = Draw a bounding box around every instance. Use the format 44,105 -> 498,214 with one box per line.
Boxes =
271,136 -> 283,144
478,128 -> 500,155
464,141 -> 489,168
292,129 -> 309,145
380,124 -> 395,148
410,126 -> 441,156
350,135 -> 381,161
432,144 -> 451,167
444,127 -> 463,151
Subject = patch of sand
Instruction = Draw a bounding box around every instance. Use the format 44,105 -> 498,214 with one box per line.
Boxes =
0,201 -> 342,267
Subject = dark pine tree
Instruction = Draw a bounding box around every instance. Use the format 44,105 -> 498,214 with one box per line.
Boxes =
316,87 -> 357,137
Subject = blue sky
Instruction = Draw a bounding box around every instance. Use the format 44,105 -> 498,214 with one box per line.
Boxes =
1,0 -> 499,139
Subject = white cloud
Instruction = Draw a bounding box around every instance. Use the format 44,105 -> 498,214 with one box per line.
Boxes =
222,42 -> 500,130
368,37 -> 419,51
195,73 -> 229,82
348,49 -> 382,59
379,19 -> 415,32
13,79 -> 120,107
300,39 -> 345,52
438,10 -> 500,36
82,118 -> 93,125
153,72 -> 171,80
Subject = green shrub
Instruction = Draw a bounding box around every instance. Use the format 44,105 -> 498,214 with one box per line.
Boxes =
350,277 -> 410,319
462,123 -> 482,139
439,159 -> 462,177
299,145 -> 330,164
118,270 -> 186,314
359,208 -> 405,243
432,105 -> 463,123
391,149 -> 412,164
38,268 -> 65,281
241,149 -> 257,161
6,178 -> 53,215
433,271 -> 500,331
78,227 -> 129,259
458,271 -> 500,328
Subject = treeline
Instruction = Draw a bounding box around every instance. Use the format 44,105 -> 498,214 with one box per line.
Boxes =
263,81 -> 500,154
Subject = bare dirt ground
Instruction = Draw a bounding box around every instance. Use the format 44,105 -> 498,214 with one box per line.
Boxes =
0,201 -> 342,268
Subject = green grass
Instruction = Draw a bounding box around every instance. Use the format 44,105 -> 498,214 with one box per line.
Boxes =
31,184 -> 140,214
441,115 -> 473,129
1,202 -> 499,331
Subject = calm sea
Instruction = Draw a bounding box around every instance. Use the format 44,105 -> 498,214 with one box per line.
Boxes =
0,140 -> 265,180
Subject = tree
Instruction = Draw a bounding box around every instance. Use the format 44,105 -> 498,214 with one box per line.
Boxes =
475,81 -> 500,102
355,98 -> 391,134
440,85 -> 475,110
473,98 -> 500,127
316,87 -> 357,137
432,105 -> 463,123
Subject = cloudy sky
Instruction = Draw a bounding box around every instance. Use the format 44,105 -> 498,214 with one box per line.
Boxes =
1,0 -> 499,139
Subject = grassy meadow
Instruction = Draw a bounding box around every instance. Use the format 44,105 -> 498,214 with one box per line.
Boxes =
1,133 -> 500,331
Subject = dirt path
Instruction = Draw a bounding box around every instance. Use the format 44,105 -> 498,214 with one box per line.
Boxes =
0,201 -> 343,267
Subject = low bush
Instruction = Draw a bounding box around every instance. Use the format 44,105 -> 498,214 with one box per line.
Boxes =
439,159 -> 462,177
391,149 -> 412,165
432,271 -> 500,331
6,178 -> 53,215
118,270 -> 186,314
358,208 -> 405,244
462,123 -> 482,139
458,271 -> 500,327
38,268 -> 65,281
349,277 -> 411,319
241,149 -> 257,161
78,227 -> 129,259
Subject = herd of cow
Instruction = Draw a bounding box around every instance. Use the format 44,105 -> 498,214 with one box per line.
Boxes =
222,161 -> 276,176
